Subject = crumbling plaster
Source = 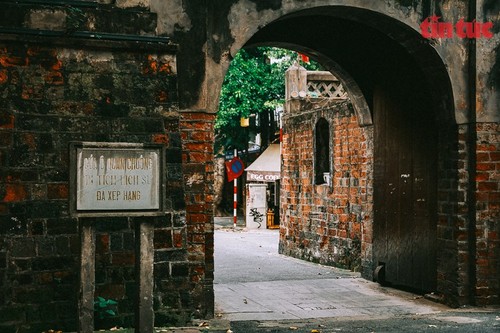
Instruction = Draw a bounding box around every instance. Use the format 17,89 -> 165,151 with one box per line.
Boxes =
478,0 -> 500,122
160,0 -> 498,125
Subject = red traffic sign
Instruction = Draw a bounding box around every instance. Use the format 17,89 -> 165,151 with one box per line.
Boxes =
225,157 -> 244,182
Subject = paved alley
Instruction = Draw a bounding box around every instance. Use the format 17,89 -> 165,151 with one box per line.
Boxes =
214,221 -> 447,322
211,222 -> 500,332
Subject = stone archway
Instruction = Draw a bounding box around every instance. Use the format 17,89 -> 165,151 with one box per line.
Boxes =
211,4 -> 456,299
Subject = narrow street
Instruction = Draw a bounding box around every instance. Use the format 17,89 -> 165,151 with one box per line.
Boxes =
213,218 -> 500,332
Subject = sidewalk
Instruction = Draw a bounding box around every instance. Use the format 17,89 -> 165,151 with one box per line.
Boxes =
214,216 -> 246,229
214,224 -> 443,321
211,217 -> 500,332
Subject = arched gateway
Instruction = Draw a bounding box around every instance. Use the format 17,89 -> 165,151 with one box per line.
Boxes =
0,1 -> 498,332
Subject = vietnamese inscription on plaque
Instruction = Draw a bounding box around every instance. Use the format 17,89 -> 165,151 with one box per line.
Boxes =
76,148 -> 160,210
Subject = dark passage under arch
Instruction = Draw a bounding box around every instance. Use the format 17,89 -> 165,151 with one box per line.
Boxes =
244,5 -> 454,292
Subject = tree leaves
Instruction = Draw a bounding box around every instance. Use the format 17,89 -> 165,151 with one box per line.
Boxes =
94,296 -> 118,319
216,47 -> 320,153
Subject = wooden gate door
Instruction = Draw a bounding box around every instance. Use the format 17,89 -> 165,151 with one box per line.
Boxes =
373,76 -> 438,292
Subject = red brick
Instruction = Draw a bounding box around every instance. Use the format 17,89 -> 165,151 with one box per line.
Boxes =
188,152 -> 211,163
98,234 -> 110,253
490,152 -> 500,161
0,55 -> 28,67
185,143 -> 212,152
476,152 -> 490,162
0,69 -> 7,84
173,230 -> 184,248
45,71 -> 63,85
23,133 -> 36,150
476,162 -> 495,171
488,192 -> 500,201
476,172 -> 490,181
157,90 -> 169,102
191,131 -> 213,141
180,122 -> 212,131
187,214 -> 208,223
477,144 -> 497,152
0,114 -> 14,129
152,134 -> 169,145
186,204 -> 206,213
3,184 -> 28,202
478,182 -> 498,192
181,113 -> 216,121
159,63 -> 172,74
47,183 -> 69,199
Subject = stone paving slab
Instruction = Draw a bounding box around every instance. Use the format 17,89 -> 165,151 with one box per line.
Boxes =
215,277 -> 447,321
213,224 -> 449,323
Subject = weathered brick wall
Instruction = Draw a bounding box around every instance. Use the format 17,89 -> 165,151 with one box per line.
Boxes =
280,100 -> 372,273
179,112 -> 215,320
436,122 -> 500,307
435,123 -> 462,307
0,40 -> 193,332
475,122 -> 499,305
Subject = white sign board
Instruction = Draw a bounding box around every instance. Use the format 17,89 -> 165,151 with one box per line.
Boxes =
76,147 -> 160,211
245,183 -> 267,229
247,171 -> 280,182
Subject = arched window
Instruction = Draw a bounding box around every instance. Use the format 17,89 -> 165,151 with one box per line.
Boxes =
315,118 -> 331,185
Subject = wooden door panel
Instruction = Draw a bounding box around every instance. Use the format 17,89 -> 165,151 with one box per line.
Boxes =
373,80 -> 437,292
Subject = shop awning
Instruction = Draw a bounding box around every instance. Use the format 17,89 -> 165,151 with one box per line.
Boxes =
245,144 -> 280,182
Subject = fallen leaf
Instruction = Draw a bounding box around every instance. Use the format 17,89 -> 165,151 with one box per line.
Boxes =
289,327 -> 298,330
311,330 -> 321,333
429,325 -> 438,328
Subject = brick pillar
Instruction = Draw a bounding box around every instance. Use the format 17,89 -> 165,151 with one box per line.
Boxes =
474,122 -> 500,305
437,122 -> 500,306
436,123 -> 463,307
180,111 -> 215,318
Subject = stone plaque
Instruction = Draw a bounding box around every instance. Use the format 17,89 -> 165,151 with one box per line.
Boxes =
76,146 -> 160,211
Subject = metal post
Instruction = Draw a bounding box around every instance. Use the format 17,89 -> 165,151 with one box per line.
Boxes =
233,148 -> 238,229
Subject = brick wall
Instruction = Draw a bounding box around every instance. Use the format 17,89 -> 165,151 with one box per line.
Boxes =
280,100 -> 373,273
0,41 -> 194,332
475,123 -> 499,305
435,122 -> 500,307
435,123 -> 462,306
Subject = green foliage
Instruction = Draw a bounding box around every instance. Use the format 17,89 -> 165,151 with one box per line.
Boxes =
94,296 -> 118,320
215,47 -> 321,154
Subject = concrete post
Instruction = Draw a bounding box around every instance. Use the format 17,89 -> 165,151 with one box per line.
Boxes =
78,219 -> 95,333
135,220 -> 155,333
285,62 -> 307,113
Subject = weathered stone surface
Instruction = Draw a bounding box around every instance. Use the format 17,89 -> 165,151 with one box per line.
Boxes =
27,9 -> 67,31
